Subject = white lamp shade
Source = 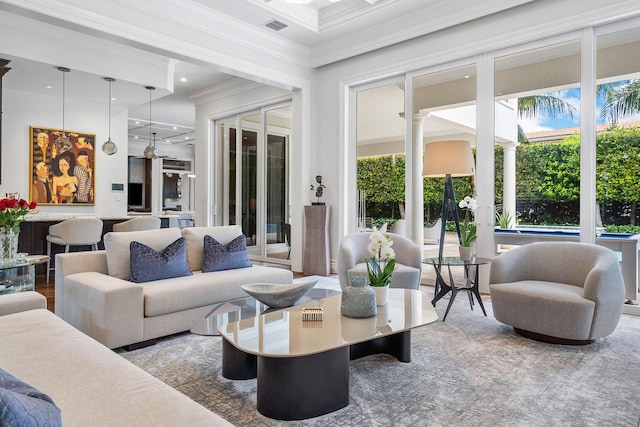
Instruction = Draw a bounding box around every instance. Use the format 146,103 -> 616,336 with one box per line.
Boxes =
423,140 -> 475,177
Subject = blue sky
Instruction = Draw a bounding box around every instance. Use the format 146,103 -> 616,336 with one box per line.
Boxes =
518,83 -> 640,133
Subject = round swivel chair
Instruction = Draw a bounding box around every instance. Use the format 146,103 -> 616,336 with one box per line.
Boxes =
46,217 -> 104,283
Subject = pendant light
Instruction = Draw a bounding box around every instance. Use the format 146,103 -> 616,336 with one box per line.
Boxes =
101,77 -> 117,155
143,86 -> 157,159
55,66 -> 72,153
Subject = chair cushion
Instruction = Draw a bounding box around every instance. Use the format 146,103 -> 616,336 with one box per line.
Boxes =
202,234 -> 251,272
0,367 -> 62,427
104,228 -> 182,279
490,280 -> 596,340
129,238 -> 192,283
181,226 -> 243,271
347,262 -> 420,290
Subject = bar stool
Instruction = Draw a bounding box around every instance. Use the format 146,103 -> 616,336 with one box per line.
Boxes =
112,217 -> 161,232
46,218 -> 104,283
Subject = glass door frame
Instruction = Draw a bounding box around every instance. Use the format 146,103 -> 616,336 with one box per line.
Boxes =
216,101 -> 292,265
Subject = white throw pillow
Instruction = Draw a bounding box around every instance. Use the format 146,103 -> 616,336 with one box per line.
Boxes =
181,225 -> 243,271
104,228 -> 183,279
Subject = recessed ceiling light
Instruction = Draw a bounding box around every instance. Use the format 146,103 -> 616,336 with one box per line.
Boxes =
44,85 -> 52,89
135,121 -> 140,124
134,136 -> 139,139
464,75 -> 471,79
180,77 -> 187,82
173,126 -> 178,130
110,97 -> 116,101
184,136 -> 189,140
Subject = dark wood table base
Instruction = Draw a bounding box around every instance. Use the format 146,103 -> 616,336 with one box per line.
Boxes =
222,330 -> 412,420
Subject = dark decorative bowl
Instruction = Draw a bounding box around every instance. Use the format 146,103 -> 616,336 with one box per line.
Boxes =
241,279 -> 318,308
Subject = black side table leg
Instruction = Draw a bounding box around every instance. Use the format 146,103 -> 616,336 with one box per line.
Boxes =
441,286 -> 459,321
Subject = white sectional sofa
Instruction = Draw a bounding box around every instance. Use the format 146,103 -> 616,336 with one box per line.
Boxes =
55,225 -> 293,349
0,292 -> 232,426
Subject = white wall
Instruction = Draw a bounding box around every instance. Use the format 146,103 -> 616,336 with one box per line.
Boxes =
1,87 -> 129,216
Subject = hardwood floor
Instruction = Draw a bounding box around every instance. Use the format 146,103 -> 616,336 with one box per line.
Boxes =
35,275 -> 55,312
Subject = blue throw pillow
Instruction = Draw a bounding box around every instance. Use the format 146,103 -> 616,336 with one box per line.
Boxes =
129,237 -> 192,283
202,234 -> 251,272
0,367 -> 62,427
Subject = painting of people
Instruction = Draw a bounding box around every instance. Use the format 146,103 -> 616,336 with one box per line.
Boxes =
29,126 -> 95,205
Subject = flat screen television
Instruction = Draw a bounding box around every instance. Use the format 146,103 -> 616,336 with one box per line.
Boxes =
128,182 -> 144,207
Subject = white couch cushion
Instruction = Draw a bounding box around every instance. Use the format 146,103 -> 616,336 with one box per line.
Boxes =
142,266 -> 293,317
103,228 -> 182,280
181,226 -> 243,271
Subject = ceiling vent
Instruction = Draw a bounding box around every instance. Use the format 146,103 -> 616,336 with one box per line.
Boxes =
264,19 -> 288,31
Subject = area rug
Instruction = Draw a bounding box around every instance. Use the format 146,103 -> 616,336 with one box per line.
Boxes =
119,277 -> 640,426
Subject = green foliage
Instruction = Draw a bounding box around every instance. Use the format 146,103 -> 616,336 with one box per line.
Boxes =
495,210 -> 514,229
372,217 -> 397,229
605,224 -> 640,234
359,127 -> 640,228
459,221 -> 477,247
596,127 -> 640,203
366,257 -> 396,287
357,156 -> 405,204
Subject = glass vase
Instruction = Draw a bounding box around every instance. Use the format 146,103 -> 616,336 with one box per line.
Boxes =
0,228 -> 19,264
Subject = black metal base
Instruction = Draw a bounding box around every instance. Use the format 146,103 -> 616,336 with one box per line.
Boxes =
350,330 -> 411,362
513,328 -> 595,345
125,338 -> 156,351
222,339 -> 257,380
221,329 -> 413,420
431,263 -> 487,322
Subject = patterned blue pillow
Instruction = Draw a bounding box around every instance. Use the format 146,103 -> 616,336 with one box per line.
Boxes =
0,367 -> 62,427
129,237 -> 192,283
202,234 -> 251,272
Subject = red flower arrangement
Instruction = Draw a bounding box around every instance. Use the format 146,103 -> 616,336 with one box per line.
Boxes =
0,198 -> 37,233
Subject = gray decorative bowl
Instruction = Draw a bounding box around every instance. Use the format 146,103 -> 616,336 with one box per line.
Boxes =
241,279 -> 318,308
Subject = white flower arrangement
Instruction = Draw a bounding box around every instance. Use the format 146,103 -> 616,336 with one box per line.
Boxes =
366,223 -> 396,287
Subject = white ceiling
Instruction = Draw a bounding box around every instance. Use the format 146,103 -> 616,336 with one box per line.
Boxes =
0,0 -> 536,147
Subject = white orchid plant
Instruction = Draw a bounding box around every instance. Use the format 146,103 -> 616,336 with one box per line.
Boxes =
366,223 -> 396,287
458,196 -> 478,247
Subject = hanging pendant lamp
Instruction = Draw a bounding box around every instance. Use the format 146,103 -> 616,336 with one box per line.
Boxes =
143,86 -> 157,159
102,77 -> 117,155
55,66 -> 72,153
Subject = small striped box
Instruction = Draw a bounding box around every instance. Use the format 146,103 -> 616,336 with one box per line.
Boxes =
302,307 -> 323,321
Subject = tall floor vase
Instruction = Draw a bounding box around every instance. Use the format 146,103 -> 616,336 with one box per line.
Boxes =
0,228 -> 19,264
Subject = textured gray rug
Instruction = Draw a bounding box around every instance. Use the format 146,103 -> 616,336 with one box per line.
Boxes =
119,277 -> 640,426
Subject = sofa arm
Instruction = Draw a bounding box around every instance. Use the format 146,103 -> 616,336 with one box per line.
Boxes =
61,272 -> 144,349
0,292 -> 47,316
55,251 -> 109,315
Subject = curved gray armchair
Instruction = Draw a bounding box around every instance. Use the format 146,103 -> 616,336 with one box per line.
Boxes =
337,232 -> 422,290
113,216 -> 161,232
489,242 -> 625,344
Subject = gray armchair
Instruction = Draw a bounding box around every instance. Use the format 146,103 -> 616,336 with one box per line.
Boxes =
338,232 -> 422,290
489,242 -> 625,344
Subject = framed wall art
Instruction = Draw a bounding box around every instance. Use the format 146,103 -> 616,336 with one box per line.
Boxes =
29,126 -> 96,205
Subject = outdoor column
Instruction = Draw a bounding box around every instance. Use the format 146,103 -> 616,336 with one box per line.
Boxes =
498,140 -> 519,228
410,113 -> 426,245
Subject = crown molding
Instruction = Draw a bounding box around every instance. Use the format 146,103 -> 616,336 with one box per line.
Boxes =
310,0 -> 536,67
0,0 -> 311,69
190,78 -> 265,104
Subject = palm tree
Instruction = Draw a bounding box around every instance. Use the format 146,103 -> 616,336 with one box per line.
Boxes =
599,79 -> 640,123
517,94 -> 577,143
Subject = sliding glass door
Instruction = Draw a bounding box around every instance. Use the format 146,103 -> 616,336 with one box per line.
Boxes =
217,103 -> 291,264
